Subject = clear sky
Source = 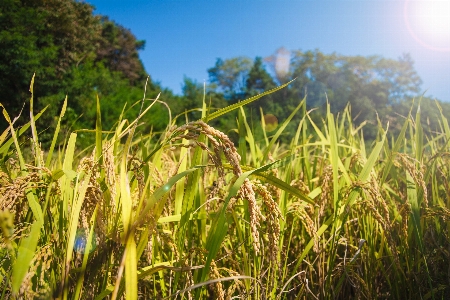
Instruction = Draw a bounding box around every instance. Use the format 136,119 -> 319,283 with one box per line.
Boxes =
85,0 -> 450,102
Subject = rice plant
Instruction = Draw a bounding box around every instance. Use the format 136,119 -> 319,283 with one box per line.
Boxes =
0,78 -> 449,299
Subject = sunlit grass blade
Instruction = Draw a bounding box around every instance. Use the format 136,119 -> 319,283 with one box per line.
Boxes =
0,104 -> 47,158
46,96 -> 67,168
95,95 -> 103,163
326,102 -> 340,210
260,107 -> 270,146
124,234 -> 138,300
237,163 -> 314,204
202,79 -> 295,122
28,74 -> 41,167
25,189 -> 44,224
11,219 -> 42,296
239,107 -> 257,165
381,111 -> 410,184
61,133 -> 78,225
174,137 -> 189,215
93,286 -> 115,300
117,118 -> 138,300
0,128 -> 9,148
137,263 -> 204,279
1,104 -> 27,171
415,101 -> 424,162
62,172 -> 91,299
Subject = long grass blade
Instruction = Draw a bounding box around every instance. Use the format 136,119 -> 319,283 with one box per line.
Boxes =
11,220 -> 42,295
0,104 -> 47,158
46,96 -> 67,168
202,80 -> 295,122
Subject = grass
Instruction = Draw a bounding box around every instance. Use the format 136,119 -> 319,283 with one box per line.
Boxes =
1,78 -> 450,299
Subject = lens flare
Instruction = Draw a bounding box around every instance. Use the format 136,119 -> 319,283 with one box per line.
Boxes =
74,229 -> 97,254
263,114 -> 279,132
404,0 -> 450,52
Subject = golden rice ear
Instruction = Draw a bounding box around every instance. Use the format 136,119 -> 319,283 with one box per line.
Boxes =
396,153 -> 429,208
170,120 -> 264,253
0,209 -> 14,240
209,260 -> 225,300
253,182 -> 282,266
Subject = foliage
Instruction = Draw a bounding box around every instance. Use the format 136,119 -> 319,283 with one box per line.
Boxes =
245,57 -> 279,115
208,56 -> 253,101
96,16 -> 147,85
180,77 -> 232,131
0,0 -> 150,140
207,49 -> 432,142
0,0 -> 98,122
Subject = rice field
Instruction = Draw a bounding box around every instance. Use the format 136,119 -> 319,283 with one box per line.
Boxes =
1,80 -> 450,299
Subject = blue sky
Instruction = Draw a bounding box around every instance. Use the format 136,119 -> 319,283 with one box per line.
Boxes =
86,0 -> 450,102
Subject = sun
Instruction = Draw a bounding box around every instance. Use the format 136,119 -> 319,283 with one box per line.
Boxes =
404,0 -> 450,52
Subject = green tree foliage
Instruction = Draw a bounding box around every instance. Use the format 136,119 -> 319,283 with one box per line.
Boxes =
95,17 -> 147,84
244,57 -> 281,135
181,77 -> 204,118
246,57 -> 276,95
207,56 -> 253,101
288,50 -> 423,112
0,0 -> 155,141
207,49 -> 432,141
180,77 -> 232,130
0,0 -> 101,122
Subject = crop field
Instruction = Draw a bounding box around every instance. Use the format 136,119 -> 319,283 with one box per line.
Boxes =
1,80 -> 450,299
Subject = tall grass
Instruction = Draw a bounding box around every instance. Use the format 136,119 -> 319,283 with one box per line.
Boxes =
1,79 -> 449,299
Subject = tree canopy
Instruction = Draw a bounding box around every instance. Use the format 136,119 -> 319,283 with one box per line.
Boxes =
0,0 -> 153,137
205,49 -> 430,140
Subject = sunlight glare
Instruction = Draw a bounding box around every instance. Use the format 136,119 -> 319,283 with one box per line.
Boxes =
404,0 -> 450,51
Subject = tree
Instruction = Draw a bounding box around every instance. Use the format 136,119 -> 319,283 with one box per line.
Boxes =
375,53 -> 422,102
208,57 -> 253,101
245,57 -> 281,123
0,0 -> 150,136
286,49 -> 424,138
0,0 -> 100,126
246,57 -> 276,95
180,77 -> 231,129
208,49 -> 427,141
96,17 -> 147,85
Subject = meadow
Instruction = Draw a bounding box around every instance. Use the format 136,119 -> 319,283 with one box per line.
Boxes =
1,78 -> 450,299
